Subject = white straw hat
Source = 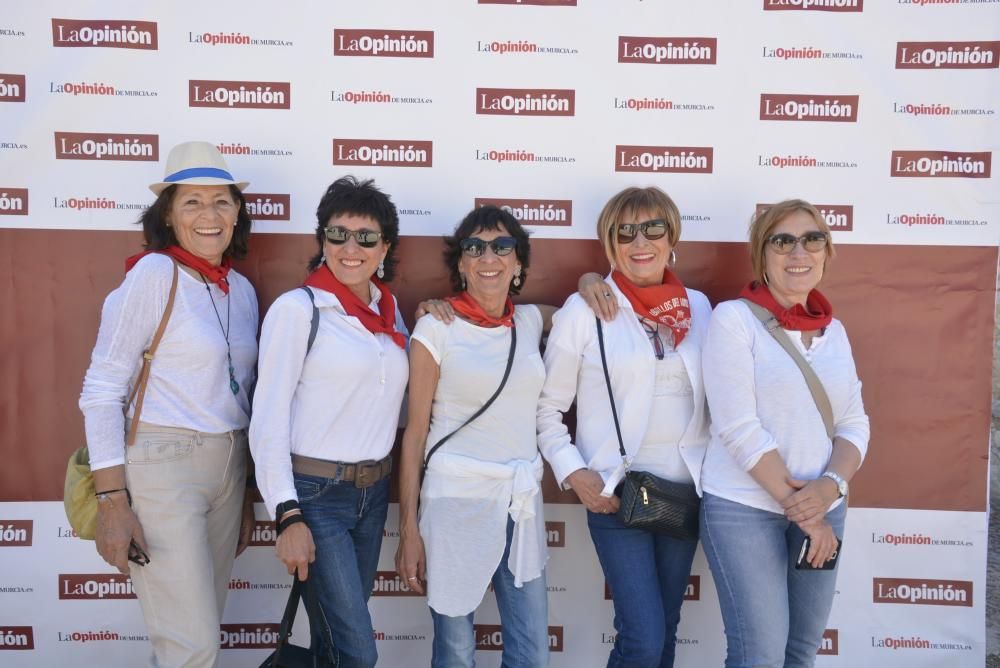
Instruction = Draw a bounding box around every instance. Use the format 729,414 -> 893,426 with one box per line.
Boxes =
149,141 -> 249,195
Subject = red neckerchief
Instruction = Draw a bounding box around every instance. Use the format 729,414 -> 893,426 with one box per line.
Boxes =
739,281 -> 833,331
445,291 -> 515,328
125,246 -> 232,294
303,265 -> 406,349
612,269 -> 691,348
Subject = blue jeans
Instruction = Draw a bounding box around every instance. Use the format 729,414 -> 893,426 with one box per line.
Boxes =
699,493 -> 847,668
587,509 -> 698,668
430,518 -> 549,668
294,473 -> 389,668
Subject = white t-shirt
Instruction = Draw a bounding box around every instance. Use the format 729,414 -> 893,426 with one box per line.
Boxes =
80,253 -> 258,470
411,305 -> 548,616
630,348 -> 695,484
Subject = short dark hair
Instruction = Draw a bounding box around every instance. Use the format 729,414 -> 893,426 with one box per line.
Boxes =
138,184 -> 252,260
308,176 -> 400,281
443,206 -> 531,295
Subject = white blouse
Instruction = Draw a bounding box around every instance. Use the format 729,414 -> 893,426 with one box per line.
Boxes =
80,253 -> 258,470
701,299 -> 870,515
249,284 -> 409,518
537,281 -> 712,497
412,305 -> 547,617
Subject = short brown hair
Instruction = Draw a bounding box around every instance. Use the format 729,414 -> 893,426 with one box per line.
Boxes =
748,199 -> 835,284
596,186 -> 681,268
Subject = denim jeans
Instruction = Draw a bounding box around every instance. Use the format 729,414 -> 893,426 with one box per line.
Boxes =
294,473 -> 389,668
430,518 -> 549,668
587,509 -> 698,668
699,493 -> 847,668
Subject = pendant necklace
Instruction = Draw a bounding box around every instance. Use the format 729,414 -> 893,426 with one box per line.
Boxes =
201,276 -> 240,395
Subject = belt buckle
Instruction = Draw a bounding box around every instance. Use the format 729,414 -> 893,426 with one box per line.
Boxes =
354,460 -> 379,488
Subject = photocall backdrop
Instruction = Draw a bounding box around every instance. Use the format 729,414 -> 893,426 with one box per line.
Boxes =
1,1 -> 998,666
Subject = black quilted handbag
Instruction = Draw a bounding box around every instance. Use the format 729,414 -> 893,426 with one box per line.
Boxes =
617,470 -> 700,540
596,318 -> 700,541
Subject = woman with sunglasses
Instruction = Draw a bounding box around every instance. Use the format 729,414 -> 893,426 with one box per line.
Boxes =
700,200 -> 869,667
396,205 -> 555,668
537,186 -> 712,668
250,176 -> 408,668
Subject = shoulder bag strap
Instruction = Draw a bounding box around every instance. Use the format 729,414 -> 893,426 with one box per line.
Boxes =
270,575 -> 304,665
739,299 -> 834,440
596,318 -> 628,462
423,323 -> 517,472
299,287 -> 320,354
125,259 -> 180,446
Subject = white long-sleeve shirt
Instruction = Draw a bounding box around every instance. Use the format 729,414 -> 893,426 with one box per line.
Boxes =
700,299 -> 870,514
537,281 -> 712,497
80,253 -> 258,470
249,284 -> 409,519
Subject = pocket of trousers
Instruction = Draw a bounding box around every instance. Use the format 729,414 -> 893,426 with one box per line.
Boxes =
127,436 -> 195,465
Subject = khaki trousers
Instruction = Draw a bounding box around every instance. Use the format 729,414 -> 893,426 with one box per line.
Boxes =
126,422 -> 247,668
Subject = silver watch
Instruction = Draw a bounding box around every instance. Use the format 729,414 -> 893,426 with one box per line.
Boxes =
821,471 -> 848,498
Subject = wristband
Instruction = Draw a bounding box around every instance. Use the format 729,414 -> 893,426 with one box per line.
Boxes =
95,488 -> 132,506
275,499 -> 299,521
276,513 -> 306,536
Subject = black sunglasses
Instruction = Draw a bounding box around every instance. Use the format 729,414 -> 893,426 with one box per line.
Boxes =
324,225 -> 383,248
766,231 -> 828,255
459,236 -> 517,257
616,219 -> 668,244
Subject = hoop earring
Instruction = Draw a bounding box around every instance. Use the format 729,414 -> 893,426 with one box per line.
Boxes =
376,261 -> 385,280
669,250 -> 677,266
762,271 -> 770,286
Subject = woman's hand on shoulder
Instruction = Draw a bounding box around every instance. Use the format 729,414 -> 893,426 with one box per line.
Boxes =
416,298 -> 455,324
578,273 -> 618,322
395,527 -> 427,595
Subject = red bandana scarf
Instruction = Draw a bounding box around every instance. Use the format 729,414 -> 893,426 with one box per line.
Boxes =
125,246 -> 232,294
612,269 -> 691,348
445,291 -> 515,328
303,264 -> 406,349
739,281 -> 833,331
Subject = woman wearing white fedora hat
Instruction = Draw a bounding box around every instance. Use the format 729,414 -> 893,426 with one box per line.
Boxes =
80,141 -> 258,667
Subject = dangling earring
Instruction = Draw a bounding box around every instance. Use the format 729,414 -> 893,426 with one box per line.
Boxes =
376,261 -> 385,280
669,250 -> 677,266
762,271 -> 770,286
460,273 -> 467,290
513,267 -> 521,288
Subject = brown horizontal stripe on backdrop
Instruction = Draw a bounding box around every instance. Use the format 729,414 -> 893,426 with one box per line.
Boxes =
0,229 -> 993,512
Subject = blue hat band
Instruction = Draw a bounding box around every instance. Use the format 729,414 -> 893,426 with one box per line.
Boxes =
163,167 -> 235,183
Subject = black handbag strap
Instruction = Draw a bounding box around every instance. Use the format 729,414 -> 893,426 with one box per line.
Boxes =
270,575 -> 304,666
299,287 -> 320,355
423,323 -> 517,471
596,318 -> 628,461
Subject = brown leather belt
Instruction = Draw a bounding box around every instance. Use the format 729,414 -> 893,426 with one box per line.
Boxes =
291,453 -> 392,488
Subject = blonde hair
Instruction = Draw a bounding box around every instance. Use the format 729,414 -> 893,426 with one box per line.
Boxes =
596,186 -> 681,268
748,199 -> 835,283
